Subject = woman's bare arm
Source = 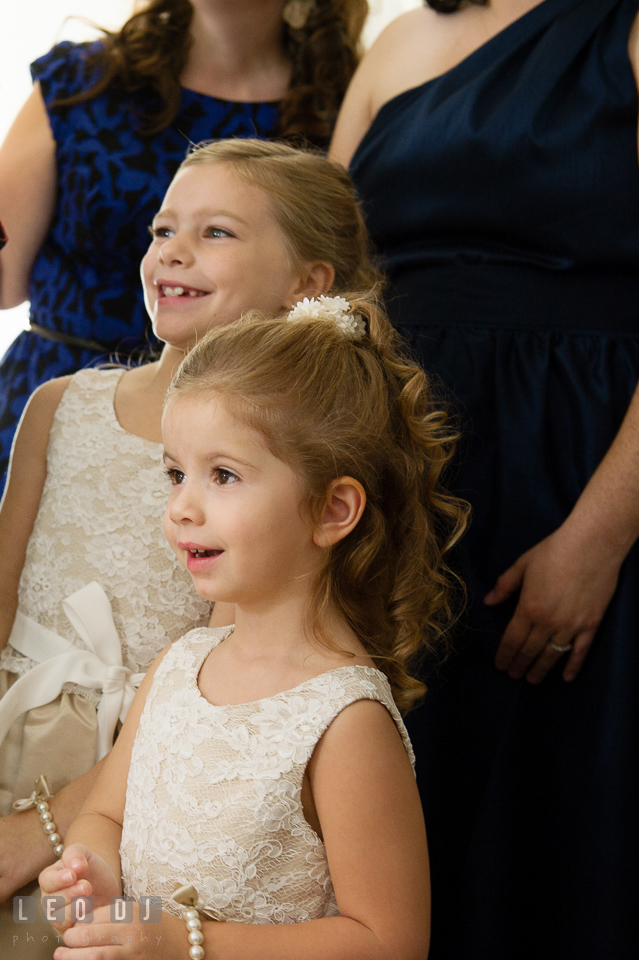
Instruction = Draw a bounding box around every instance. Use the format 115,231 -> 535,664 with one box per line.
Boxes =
0,84 -> 57,309
329,10 -> 437,169
328,47 -> 377,169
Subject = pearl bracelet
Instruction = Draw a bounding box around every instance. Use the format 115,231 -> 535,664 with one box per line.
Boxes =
173,883 -> 206,960
13,775 -> 64,858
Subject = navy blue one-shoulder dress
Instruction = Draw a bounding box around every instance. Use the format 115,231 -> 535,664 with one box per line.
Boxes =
0,42 -> 278,493
350,1 -> 639,957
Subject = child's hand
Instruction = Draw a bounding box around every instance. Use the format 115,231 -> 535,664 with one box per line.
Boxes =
53,902 -> 187,959
39,843 -> 121,933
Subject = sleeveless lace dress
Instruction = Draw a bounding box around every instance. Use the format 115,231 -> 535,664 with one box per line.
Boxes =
121,627 -> 415,923
0,368 -> 210,812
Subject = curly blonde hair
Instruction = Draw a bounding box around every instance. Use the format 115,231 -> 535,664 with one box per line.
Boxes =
167,295 -> 469,714
56,0 -> 368,146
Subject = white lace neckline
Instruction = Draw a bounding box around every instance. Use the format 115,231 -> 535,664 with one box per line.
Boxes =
190,627 -> 389,711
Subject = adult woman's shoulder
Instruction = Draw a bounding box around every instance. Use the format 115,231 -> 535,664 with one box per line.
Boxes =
329,6 -> 451,168
30,41 -> 104,108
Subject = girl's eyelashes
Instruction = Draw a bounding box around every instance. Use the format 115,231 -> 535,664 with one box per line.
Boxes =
205,226 -> 233,239
146,223 -> 233,240
149,223 -> 173,239
214,467 -> 239,485
165,467 -> 185,485
164,465 -> 238,485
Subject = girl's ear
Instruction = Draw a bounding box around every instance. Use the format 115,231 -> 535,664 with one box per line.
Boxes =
313,477 -> 366,548
288,261 -> 335,305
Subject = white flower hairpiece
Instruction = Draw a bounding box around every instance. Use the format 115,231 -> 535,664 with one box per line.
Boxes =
286,295 -> 366,341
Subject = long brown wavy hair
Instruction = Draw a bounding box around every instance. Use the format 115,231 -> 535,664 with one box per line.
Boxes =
56,0 -> 368,147
168,297 -> 469,715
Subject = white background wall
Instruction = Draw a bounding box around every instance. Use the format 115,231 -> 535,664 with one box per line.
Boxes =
0,0 -> 420,357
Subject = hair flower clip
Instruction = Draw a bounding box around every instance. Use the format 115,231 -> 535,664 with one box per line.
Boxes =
287,295 -> 366,341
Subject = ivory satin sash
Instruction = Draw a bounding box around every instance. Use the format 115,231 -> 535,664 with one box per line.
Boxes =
0,582 -> 145,760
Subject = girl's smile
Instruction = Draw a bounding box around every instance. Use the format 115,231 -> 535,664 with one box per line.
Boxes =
178,540 -> 224,572
156,282 -> 209,301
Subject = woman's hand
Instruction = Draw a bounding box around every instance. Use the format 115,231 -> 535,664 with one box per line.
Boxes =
53,903 -> 186,960
486,383 -> 639,684
39,843 -> 121,934
485,522 -> 622,683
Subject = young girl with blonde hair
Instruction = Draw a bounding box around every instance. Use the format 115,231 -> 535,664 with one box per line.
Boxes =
41,291 -> 468,959
0,0 -> 369,492
0,139 -> 377,921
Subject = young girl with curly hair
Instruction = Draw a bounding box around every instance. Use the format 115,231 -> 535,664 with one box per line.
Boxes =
40,289 -> 468,960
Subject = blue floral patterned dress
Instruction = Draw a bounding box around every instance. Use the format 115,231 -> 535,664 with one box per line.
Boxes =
0,42 -> 278,492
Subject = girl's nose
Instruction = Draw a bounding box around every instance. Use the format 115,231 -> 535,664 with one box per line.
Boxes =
158,232 -> 195,267
166,482 -> 205,527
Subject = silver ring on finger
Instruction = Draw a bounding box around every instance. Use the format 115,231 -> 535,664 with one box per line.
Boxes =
548,641 -> 572,654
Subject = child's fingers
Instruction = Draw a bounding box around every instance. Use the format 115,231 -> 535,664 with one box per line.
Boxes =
39,858 -> 93,934
39,860 -> 77,895
61,843 -> 90,877
41,884 -> 93,935
40,843 -> 92,895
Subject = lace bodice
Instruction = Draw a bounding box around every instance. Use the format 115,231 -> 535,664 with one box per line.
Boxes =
121,627 -> 414,923
0,369 -> 210,686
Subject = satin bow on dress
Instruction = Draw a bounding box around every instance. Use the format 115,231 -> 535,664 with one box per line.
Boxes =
0,581 -> 145,761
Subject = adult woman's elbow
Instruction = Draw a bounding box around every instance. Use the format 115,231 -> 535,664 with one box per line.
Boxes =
0,293 -> 28,311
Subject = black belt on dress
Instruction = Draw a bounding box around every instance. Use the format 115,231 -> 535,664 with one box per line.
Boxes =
28,323 -> 156,359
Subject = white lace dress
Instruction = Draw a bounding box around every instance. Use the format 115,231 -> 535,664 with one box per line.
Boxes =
0,369 -> 210,810
121,627 -> 415,923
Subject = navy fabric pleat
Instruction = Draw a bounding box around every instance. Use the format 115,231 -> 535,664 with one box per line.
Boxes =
351,1 -> 639,957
